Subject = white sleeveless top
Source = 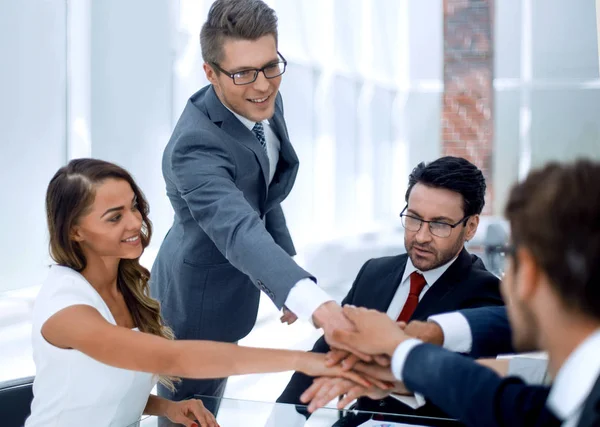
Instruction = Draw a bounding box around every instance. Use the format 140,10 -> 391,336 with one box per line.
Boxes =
25,265 -> 157,427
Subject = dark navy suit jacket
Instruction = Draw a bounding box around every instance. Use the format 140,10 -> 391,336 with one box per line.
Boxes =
403,342 -> 600,427
460,305 -> 513,358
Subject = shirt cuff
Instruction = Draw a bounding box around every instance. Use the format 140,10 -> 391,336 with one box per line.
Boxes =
391,338 -> 423,382
428,312 -> 473,353
284,278 -> 333,325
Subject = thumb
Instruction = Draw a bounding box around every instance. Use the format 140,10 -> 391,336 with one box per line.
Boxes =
397,321 -> 407,329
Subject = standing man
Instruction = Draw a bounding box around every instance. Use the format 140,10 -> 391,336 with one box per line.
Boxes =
151,0 -> 348,410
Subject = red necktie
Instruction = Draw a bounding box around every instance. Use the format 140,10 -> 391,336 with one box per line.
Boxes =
397,272 -> 427,322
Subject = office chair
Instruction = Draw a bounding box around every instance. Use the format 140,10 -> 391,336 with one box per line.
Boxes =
0,376 -> 34,427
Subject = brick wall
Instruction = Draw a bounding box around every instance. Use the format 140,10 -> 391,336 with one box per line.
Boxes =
442,0 -> 494,214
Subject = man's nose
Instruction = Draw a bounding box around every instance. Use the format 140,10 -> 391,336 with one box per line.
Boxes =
414,222 -> 432,243
252,71 -> 270,92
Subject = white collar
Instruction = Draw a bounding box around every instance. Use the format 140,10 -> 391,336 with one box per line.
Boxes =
547,328 -> 600,422
401,252 -> 460,286
222,103 -> 267,131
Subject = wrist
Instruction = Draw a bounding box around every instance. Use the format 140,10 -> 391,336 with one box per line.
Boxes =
162,399 -> 176,419
312,300 -> 337,328
425,321 -> 444,346
385,336 -> 406,357
292,351 -> 307,373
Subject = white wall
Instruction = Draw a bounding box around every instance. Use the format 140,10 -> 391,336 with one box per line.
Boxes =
0,0 -> 68,292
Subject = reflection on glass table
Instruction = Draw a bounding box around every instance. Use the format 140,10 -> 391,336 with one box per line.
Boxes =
127,395 -> 464,427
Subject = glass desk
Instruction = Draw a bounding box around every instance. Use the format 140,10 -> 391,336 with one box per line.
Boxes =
128,395 -> 464,427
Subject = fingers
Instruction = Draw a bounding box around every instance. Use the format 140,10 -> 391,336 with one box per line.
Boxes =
374,355 -> 391,367
340,353 -> 361,371
397,321 -> 407,329
354,362 -> 397,383
306,378 -> 353,413
325,349 -> 349,367
300,377 -> 329,404
280,313 -> 297,324
336,368 -> 372,388
280,307 -> 298,325
337,385 -> 366,409
362,374 -> 393,391
341,305 -> 362,324
308,378 -> 337,411
187,400 -> 219,427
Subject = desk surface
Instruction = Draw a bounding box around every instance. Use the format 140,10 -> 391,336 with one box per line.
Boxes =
128,395 -> 463,427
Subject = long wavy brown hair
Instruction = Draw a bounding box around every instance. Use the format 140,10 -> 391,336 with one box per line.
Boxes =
46,158 -> 177,389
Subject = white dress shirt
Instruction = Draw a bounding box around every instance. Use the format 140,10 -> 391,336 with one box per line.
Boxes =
228,110 -> 280,183
428,311 -> 474,353
228,109 -> 332,322
386,255 -> 458,408
386,255 -> 458,321
547,329 -> 600,427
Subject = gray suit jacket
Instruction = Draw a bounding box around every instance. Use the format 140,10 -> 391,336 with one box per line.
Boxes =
150,85 -> 312,343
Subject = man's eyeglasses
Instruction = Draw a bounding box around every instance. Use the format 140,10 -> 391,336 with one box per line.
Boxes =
399,206 -> 470,238
211,52 -> 287,85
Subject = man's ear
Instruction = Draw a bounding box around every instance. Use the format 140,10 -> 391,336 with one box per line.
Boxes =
514,247 -> 540,303
464,215 -> 480,242
203,63 -> 218,86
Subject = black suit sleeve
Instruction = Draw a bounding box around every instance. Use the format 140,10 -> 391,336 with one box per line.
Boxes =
403,343 -> 551,427
276,260 -> 373,409
461,306 -> 513,358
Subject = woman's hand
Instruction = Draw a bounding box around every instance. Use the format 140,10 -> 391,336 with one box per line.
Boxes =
165,398 -> 219,427
295,352 -> 372,388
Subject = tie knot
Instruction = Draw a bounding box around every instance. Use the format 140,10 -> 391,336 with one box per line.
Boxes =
409,272 -> 427,295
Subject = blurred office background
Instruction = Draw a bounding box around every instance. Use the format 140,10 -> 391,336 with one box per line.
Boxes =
1,0 -> 599,402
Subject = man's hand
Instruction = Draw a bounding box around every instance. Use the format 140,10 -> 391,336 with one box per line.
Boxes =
280,306 -> 298,325
328,305 -> 409,357
353,361 -> 397,383
312,301 -> 372,361
301,377 -> 391,413
404,320 -> 444,346
326,350 -> 390,371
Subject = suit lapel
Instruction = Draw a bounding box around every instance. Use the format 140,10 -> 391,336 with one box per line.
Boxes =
203,86 -> 270,189
264,102 -> 299,212
370,255 -> 409,313
411,248 -> 472,320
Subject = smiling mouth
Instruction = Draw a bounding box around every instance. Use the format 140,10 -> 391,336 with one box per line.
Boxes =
248,95 -> 270,103
121,235 -> 140,243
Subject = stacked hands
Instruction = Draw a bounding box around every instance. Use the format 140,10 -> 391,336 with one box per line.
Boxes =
298,305 -> 442,413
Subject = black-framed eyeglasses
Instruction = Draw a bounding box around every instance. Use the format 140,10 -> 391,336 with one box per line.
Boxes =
211,52 -> 287,85
399,206 -> 470,238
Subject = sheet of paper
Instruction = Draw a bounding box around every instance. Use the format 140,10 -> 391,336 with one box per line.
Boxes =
389,393 -> 427,409
358,419 -> 430,427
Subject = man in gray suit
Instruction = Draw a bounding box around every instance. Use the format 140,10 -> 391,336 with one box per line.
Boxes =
150,0 -> 352,412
